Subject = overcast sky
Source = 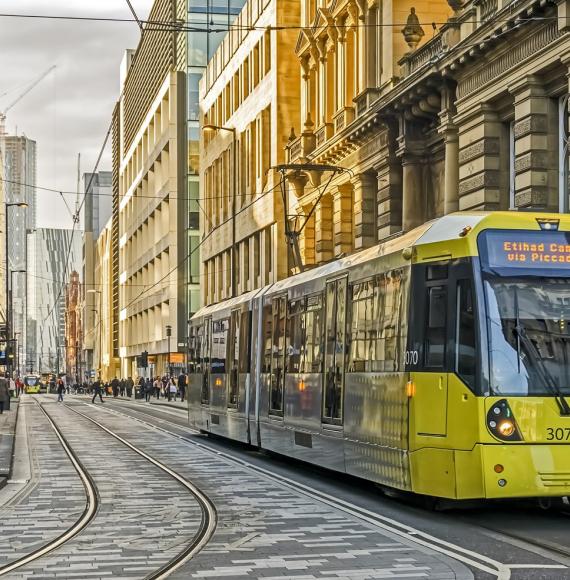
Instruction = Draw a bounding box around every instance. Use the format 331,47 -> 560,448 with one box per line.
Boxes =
0,1 -> 154,228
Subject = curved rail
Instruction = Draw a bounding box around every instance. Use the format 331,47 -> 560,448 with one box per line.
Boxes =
64,404 -> 217,580
0,401 -> 99,577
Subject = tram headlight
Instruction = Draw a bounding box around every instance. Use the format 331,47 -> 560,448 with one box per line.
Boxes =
486,399 -> 522,441
498,420 -> 515,437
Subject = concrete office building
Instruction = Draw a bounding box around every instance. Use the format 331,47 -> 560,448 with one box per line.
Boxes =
200,0 -> 300,305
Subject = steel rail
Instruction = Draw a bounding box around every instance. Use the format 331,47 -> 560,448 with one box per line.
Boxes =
63,403 -> 217,580
0,400 -> 99,577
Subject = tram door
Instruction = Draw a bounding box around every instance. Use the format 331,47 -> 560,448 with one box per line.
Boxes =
322,277 -> 348,425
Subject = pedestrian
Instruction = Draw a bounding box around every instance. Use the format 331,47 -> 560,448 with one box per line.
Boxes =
111,377 -> 119,398
137,376 -> 145,399
0,373 -> 9,414
9,377 -> 16,400
168,377 -> 177,402
15,377 -> 23,397
178,373 -> 187,402
153,376 -> 161,399
119,379 -> 125,397
91,378 -> 105,404
126,376 -> 134,398
145,378 -> 153,402
57,378 -> 65,403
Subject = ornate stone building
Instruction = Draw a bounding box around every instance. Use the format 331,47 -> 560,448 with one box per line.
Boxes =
285,0 -> 570,269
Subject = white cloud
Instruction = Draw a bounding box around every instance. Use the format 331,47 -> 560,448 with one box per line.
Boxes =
0,0 -> 154,228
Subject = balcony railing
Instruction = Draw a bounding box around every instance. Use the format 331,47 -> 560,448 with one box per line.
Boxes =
400,35 -> 444,76
333,107 -> 355,133
315,123 -> 334,148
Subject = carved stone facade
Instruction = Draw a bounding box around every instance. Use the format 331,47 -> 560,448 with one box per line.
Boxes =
283,0 -> 570,270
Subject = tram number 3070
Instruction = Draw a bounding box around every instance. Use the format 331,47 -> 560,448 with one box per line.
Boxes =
404,350 -> 419,366
546,427 -> 570,441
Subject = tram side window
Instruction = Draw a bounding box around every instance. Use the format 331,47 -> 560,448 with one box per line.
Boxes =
211,319 -> 229,374
188,325 -> 201,373
239,310 -> 251,374
425,286 -> 447,368
269,296 -> 286,414
456,280 -> 476,389
347,269 -> 409,372
302,294 -> 323,373
349,281 -> 374,372
262,304 -> 272,373
286,299 -> 305,373
228,311 -> 240,407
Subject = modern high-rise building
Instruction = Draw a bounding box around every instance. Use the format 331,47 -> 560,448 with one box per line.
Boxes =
26,228 -> 81,373
82,171 -> 112,376
4,135 -> 37,370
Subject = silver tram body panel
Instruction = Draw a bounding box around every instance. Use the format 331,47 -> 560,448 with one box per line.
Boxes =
188,219 -> 470,488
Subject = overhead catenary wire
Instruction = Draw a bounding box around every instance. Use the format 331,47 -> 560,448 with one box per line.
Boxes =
0,12 -> 559,30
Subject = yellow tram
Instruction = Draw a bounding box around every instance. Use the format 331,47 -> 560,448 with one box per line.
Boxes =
189,212 -> 570,500
23,374 -> 41,394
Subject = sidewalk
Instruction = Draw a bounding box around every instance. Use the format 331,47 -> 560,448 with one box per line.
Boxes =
113,395 -> 188,412
0,399 -> 18,489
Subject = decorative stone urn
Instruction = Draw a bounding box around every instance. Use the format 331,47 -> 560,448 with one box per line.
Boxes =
402,8 -> 425,50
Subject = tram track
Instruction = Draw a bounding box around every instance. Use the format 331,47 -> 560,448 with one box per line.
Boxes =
0,398 -> 217,579
95,399 -> 570,580
62,403 -> 218,580
0,400 -> 99,577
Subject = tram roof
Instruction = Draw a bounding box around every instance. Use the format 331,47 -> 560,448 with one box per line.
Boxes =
192,211 -> 567,319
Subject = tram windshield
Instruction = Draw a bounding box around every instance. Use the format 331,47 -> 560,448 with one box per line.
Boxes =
479,229 -> 570,396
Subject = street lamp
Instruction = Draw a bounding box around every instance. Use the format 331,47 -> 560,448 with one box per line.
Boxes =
202,124 -> 237,298
165,324 -> 172,377
4,201 -> 28,377
87,289 -> 102,380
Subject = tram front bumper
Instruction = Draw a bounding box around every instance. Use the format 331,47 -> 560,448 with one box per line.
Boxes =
480,443 -> 570,498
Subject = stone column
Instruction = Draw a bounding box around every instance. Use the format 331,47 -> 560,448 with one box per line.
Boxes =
401,155 -> 424,231
457,104 -> 504,210
315,194 -> 333,263
376,155 -> 402,240
351,173 -> 377,249
333,183 -> 353,256
511,75 -> 557,210
300,207 -> 316,266
438,110 -> 459,214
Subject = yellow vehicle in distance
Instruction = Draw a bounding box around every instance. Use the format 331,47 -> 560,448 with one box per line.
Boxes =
23,374 -> 41,394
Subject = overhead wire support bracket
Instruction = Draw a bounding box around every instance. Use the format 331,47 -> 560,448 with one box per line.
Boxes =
275,162 -> 349,274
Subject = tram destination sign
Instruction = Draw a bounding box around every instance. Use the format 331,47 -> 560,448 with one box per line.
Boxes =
479,229 -> 570,272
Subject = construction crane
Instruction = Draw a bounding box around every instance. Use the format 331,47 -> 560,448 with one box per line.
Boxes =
0,65 -> 56,136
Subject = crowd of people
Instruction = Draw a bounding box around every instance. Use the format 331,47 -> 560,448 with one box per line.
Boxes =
89,373 -> 188,404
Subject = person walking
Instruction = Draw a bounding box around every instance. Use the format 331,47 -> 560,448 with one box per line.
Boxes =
126,376 -> 134,398
178,373 -> 187,403
168,377 -> 177,402
91,379 -> 105,404
111,377 -> 119,398
0,373 -> 9,414
57,379 -> 65,403
153,376 -> 161,399
145,378 -> 153,402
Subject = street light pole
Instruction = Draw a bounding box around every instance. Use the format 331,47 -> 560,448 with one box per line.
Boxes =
4,202 -> 28,378
166,324 -> 172,377
202,124 -> 237,298
87,289 -> 102,380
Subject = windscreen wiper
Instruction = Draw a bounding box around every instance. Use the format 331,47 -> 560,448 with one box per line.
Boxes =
513,322 -> 570,416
